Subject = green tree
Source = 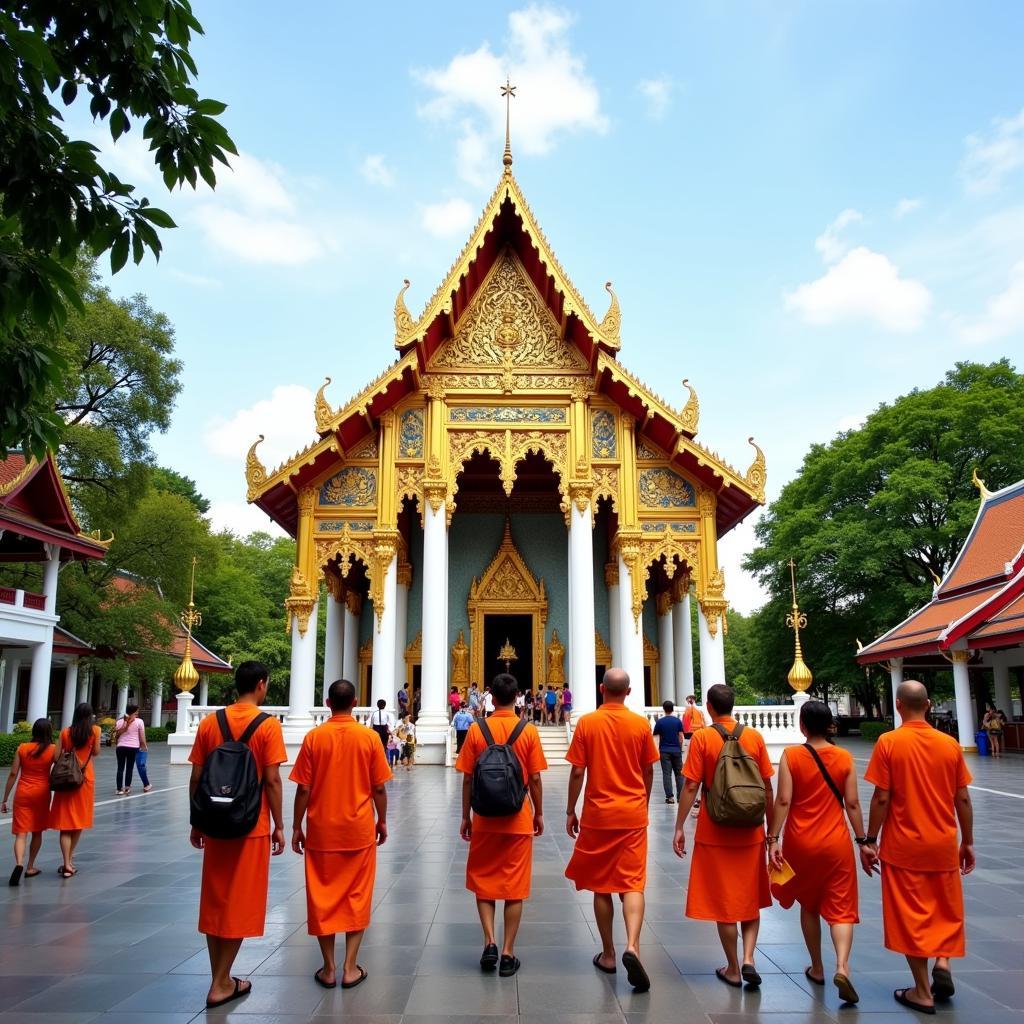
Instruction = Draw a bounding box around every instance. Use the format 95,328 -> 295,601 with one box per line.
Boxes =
743,360 -> 1024,705
0,0 -> 235,458
151,466 -> 210,515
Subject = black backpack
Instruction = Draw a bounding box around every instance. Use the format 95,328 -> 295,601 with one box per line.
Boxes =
470,717 -> 529,817
190,709 -> 271,839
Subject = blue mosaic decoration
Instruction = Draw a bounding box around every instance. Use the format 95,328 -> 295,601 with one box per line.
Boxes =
319,468 -> 377,508
591,410 -> 617,459
638,468 -> 697,509
449,406 -> 566,424
317,519 -> 375,533
399,409 -> 424,458
641,521 -> 698,533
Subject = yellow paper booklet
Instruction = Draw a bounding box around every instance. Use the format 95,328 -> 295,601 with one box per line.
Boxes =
768,857 -> 796,886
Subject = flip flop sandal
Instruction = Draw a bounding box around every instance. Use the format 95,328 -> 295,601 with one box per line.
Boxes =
715,967 -> 742,988
58,866 -> 77,878
341,966 -> 368,989
834,972 -> 859,1004
592,952 -> 617,974
205,977 -> 251,1009
741,964 -> 762,987
931,967 -> 955,1001
8,865 -> 23,887
24,868 -> 40,878
314,968 -> 336,989
622,951 -> 650,993
805,967 -> 825,985
894,988 -> 936,1015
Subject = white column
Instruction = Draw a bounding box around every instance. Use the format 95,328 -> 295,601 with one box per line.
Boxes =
198,672 -> 209,707
566,540 -> 574,689
657,597 -> 675,704
77,665 -> 90,705
569,500 -> 597,716
342,600 -> 359,685
116,682 -> 129,719
418,501 -> 450,733
175,690 -> 194,735
149,678 -> 163,728
607,565 -> 621,669
992,655 -> 1012,717
673,588 -> 695,701
61,660 -> 79,729
394,569 -> 410,703
370,553 -> 398,710
617,551 -> 645,712
42,542 -> 60,614
322,590 -> 344,702
2,653 -> 23,731
951,651 -> 977,750
697,602 -> 726,689
285,599 -> 319,733
25,543 -> 60,724
889,658 -> 903,728
100,676 -> 113,713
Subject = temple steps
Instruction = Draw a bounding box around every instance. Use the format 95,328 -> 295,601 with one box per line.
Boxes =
537,725 -> 570,764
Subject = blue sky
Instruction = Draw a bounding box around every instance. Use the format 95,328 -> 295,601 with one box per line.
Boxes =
85,1 -> 1024,611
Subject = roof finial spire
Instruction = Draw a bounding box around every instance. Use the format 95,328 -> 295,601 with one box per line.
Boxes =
501,76 -> 516,170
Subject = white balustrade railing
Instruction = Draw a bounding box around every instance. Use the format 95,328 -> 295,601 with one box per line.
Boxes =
184,705 -> 376,734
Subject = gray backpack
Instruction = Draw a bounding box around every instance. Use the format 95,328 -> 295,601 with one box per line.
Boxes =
704,723 -> 766,827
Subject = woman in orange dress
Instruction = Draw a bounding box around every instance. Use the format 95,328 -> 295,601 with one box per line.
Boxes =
768,700 -> 866,1005
49,703 -> 102,878
1,718 -> 55,886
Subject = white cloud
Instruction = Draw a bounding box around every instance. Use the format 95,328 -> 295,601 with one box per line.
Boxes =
894,197 -> 923,219
959,261 -> 1024,343
414,5 -> 608,186
961,108 -> 1024,196
814,208 -> 862,263
421,198 -> 475,238
207,499 -> 287,539
168,268 -> 222,289
637,75 -> 673,120
196,207 -> 326,265
717,519 -> 768,615
204,384 -> 317,471
360,154 -> 395,187
785,246 -> 932,332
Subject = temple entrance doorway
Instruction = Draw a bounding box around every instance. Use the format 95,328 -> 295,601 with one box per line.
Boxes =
483,613 -> 534,690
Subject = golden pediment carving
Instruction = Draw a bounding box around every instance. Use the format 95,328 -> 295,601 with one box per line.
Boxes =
430,252 -> 588,372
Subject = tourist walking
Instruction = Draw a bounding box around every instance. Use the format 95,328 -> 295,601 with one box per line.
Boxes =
982,706 -> 1003,758
397,714 -> 416,770
544,685 -> 557,725
49,702 -> 102,879
468,683 -> 481,719
449,686 -> 462,721
291,679 -> 390,990
457,672 -> 546,977
673,684 -> 774,989
682,694 -> 706,818
188,661 -> 286,1010
397,684 -> 409,720
1,718 -> 54,886
560,685 -> 573,725
114,703 -> 146,794
369,700 -> 394,751
767,700 -> 865,1004
861,680 -> 974,1015
653,701 -> 685,803
565,668 -> 659,993
453,703 -> 474,754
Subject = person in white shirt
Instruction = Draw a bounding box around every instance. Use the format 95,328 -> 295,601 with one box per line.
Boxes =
514,690 -> 526,719
397,715 -> 416,770
369,700 -> 395,751
483,689 -> 495,717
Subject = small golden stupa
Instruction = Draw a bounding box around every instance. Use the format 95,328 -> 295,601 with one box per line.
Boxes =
786,558 -> 813,692
173,557 -> 202,693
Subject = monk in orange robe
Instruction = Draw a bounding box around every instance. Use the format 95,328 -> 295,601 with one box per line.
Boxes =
291,678 -> 391,989
673,683 -> 774,989
768,700 -> 865,1005
1,718 -> 55,884
565,667 -> 660,993
49,702 -> 102,877
862,680 -> 974,1015
456,671 -> 546,977
189,660 -> 286,1010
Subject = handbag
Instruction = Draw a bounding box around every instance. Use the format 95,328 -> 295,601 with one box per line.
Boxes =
803,743 -> 844,807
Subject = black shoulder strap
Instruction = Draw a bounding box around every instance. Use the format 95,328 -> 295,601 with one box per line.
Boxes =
476,717 -> 496,748
804,743 -> 844,807
507,718 -> 528,746
238,712 -> 271,746
216,708 -> 233,743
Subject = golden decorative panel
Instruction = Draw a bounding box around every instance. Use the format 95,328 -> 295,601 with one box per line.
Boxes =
450,406 -> 567,424
592,466 -> 619,513
591,410 -> 617,459
638,467 -> 696,509
395,464 -> 423,511
399,409 -> 424,458
348,433 -> 379,460
319,468 -> 377,508
448,428 -> 568,503
636,439 -> 663,461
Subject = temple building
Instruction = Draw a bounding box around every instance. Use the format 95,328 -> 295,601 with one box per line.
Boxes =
242,157 -> 766,760
858,473 -> 1024,751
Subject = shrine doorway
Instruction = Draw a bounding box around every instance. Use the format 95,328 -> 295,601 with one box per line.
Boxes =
483,613 -> 534,690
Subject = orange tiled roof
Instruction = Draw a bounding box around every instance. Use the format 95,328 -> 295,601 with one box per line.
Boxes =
0,453 -> 28,489
969,588 -> 1024,643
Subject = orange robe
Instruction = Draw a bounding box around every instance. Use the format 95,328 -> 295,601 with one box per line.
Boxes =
774,744 -> 858,925
189,703 -> 287,939
865,720 -> 972,958
682,706 -> 706,735
289,713 -> 392,935
683,717 -> 773,922
49,726 -> 101,831
564,702 -> 659,895
456,709 -> 547,901
11,742 -> 54,834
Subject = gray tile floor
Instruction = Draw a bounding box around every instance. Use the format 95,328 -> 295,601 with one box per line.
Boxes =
1,741 -> 1022,1023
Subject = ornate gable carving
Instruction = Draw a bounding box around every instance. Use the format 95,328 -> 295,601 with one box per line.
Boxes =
430,252 -> 588,372
471,519 -> 546,607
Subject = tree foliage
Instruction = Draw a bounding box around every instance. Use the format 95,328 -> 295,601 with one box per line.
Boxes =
743,360 -> 1024,704
0,0 -> 234,457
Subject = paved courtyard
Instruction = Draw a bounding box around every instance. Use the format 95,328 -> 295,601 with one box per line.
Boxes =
1,740 -> 1021,1024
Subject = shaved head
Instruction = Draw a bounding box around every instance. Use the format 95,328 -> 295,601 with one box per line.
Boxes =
601,667 -> 630,698
896,680 -> 930,714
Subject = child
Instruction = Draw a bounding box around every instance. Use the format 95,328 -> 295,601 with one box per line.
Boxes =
386,735 -> 401,769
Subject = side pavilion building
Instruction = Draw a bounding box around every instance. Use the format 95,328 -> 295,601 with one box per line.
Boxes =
244,162 -> 766,759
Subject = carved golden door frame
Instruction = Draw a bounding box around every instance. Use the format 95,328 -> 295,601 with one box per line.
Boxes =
467,521 -> 548,687
644,634 -> 659,704
404,631 -> 422,689
358,637 -> 373,706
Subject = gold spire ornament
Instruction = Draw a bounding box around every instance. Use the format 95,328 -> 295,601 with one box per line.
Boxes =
598,282 -> 622,347
785,559 -> 813,692
971,467 -> 992,501
680,379 -> 699,434
501,77 -> 516,169
314,377 -> 335,433
174,557 -> 202,693
498,637 -> 518,673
